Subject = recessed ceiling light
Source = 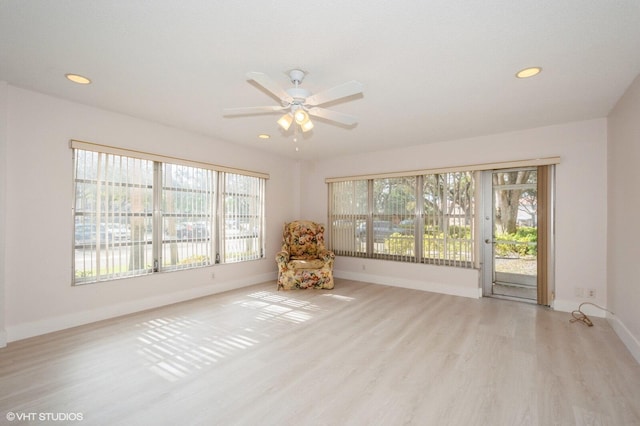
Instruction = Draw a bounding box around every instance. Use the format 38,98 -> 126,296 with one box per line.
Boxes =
65,73 -> 92,85
258,134 -> 270,139
516,67 -> 542,79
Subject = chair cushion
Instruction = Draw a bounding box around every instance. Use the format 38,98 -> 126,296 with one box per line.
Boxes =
285,221 -> 324,258
288,259 -> 325,269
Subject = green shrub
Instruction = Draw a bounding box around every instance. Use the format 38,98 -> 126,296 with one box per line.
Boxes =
385,232 -> 414,255
448,225 -> 471,239
178,255 -> 209,265
495,226 -> 537,257
383,231 -> 473,261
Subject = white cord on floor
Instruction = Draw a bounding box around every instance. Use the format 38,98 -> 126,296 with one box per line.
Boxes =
570,302 -> 614,327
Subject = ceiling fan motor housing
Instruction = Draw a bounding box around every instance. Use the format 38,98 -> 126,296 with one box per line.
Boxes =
286,87 -> 311,104
289,69 -> 306,84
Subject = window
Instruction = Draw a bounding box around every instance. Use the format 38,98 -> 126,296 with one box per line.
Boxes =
328,158 -> 561,269
161,163 -> 216,271
221,173 -> 265,263
328,171 -> 475,267
72,141 -> 267,284
327,180 -> 368,257
73,150 -> 154,281
422,172 -> 474,267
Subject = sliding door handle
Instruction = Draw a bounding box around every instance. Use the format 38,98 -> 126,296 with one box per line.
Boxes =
484,239 -> 496,244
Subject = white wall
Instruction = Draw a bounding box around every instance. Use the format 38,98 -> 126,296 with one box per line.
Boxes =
299,119 -> 608,310
3,85 -> 297,342
607,74 -> 640,363
0,82 -> 8,346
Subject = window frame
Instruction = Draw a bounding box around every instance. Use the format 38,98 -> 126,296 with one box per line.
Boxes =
326,158 -> 562,270
71,140 -> 268,285
328,172 -> 475,268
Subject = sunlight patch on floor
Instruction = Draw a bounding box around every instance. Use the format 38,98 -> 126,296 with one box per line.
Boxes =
135,315 -> 260,382
134,289 -> 335,382
236,290 -> 322,324
321,293 -> 355,302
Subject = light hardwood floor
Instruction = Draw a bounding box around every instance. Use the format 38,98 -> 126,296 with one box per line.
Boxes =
1,279 -> 639,425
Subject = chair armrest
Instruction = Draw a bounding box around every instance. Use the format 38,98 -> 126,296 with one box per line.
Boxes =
275,251 -> 290,265
318,249 -> 336,262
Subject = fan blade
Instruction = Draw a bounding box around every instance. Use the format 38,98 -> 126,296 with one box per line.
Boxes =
246,72 -> 292,103
307,107 -> 358,125
305,80 -> 363,106
223,105 -> 287,115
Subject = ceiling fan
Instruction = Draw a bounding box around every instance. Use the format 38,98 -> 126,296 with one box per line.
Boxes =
223,69 -> 363,132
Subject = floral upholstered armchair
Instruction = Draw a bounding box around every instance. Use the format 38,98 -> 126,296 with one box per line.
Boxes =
276,220 -> 335,290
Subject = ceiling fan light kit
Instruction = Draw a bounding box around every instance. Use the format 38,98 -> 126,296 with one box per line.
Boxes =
293,109 -> 307,124
300,118 -> 314,132
224,69 -> 363,140
277,113 -> 293,131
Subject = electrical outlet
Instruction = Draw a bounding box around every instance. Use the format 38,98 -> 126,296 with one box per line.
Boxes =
574,287 -> 584,298
586,288 -> 596,298
211,272 -> 215,280
362,264 -> 366,271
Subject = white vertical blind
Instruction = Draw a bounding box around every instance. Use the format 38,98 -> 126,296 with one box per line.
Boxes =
72,143 -> 267,285
371,177 -> 416,262
71,139 -> 269,179
73,150 -> 154,284
328,180 -> 368,257
328,171 -> 475,268
161,163 -> 216,271
325,157 -> 560,183
422,172 -> 474,267
222,173 -> 265,263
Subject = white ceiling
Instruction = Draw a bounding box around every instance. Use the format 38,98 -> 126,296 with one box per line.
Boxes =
2,1 -> 640,160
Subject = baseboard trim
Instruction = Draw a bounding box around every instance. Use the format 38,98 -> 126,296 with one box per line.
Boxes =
6,272 -> 276,343
553,300 -> 639,365
335,270 -> 480,299
607,315 -> 640,365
